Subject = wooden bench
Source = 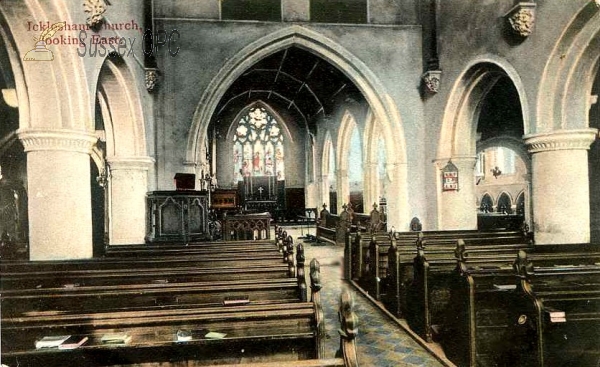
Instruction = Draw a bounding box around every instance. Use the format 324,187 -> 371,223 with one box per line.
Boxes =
407,239 -> 533,342
1,264 -> 359,367
1,239 -> 307,316
442,248 -> 600,367
316,205 -> 352,246
368,229 -> 532,316
103,239 -> 278,257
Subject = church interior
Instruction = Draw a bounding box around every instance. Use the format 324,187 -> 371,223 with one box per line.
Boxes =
0,1 -> 599,366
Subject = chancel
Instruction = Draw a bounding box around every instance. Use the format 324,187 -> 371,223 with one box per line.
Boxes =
1,1 -> 599,366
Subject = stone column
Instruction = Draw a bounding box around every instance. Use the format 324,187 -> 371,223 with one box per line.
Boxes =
18,129 -> 97,260
319,174 -> 329,210
337,169 -> 349,213
524,129 -> 598,244
106,157 -> 154,245
385,162 -> 409,230
363,162 -> 378,212
437,157 -> 478,230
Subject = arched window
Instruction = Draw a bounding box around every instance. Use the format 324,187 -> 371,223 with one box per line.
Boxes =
233,106 -> 284,182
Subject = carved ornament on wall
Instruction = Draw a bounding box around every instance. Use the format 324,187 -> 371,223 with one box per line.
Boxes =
83,0 -> 108,29
422,70 -> 442,94
506,2 -> 536,38
145,68 -> 159,92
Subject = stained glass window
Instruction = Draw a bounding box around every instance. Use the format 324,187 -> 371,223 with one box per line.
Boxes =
233,106 -> 285,181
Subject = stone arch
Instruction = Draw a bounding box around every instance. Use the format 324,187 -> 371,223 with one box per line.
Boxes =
185,25 -> 408,225
437,55 -> 530,229
336,110 -> 358,212
480,192 -> 494,212
95,56 -> 152,245
536,2 -> 600,132
320,131 -> 335,209
497,192 -> 513,214
363,109 -> 385,210
439,56 -> 530,160
476,135 -> 531,174
1,0 -> 91,131
96,56 -> 148,159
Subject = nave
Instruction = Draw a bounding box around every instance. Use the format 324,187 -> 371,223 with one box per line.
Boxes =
294,226 -> 448,367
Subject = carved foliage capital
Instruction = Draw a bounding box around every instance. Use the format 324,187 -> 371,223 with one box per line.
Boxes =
524,129 -> 598,154
17,129 -> 97,154
506,2 -> 536,37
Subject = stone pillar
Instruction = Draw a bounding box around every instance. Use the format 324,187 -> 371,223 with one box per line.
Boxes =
385,162 -> 409,230
524,129 -> 598,244
106,157 -> 154,245
363,162 -> 378,212
337,169 -> 349,213
18,129 -> 97,260
437,157 -> 478,230
319,174 -> 329,210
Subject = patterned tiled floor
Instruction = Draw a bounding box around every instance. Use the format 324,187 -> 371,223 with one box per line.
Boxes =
286,227 -> 448,367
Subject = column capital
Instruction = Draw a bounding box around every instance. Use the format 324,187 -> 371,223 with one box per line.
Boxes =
524,129 -> 598,154
106,156 -> 155,171
17,129 -> 97,154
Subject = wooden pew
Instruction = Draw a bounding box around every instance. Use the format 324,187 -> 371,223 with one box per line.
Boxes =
1,260 -> 360,367
1,240 -> 306,317
442,248 -> 600,367
510,251 -> 600,367
406,239 -> 532,342
315,205 -> 351,246
103,239 -> 278,257
344,205 -> 387,281
369,229 -> 532,316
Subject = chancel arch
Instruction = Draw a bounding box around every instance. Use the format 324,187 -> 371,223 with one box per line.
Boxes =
363,109 -> 388,217
186,25 -> 409,227
438,57 -> 530,231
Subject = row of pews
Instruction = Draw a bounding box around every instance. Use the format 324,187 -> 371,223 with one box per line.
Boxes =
1,234 -> 359,367
316,204 -> 385,247
346,220 -> 600,367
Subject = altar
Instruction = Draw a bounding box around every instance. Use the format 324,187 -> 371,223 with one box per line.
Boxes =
238,176 -> 284,215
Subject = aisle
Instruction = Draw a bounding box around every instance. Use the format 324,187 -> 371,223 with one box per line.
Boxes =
287,228 -> 450,367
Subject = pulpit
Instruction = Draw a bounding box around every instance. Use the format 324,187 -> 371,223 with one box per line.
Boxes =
146,191 -> 210,243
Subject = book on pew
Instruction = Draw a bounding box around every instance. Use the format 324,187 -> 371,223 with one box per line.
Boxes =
35,335 -> 71,349
101,332 -> 132,344
223,296 -> 250,306
494,284 -> 517,290
58,336 -> 89,350
205,331 -> 227,339
544,307 -> 566,323
175,329 -> 208,342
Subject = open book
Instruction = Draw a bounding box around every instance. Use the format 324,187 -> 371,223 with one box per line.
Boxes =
35,335 -> 71,349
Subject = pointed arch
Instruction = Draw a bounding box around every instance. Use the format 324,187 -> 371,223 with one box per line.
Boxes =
437,56 -> 530,229
96,56 -> 148,159
438,56 -> 530,160
536,2 -> 600,132
320,130 -> 335,209
186,25 -> 406,168
336,110 -> 358,211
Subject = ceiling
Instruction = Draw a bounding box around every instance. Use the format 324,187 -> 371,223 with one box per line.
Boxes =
212,46 -> 364,133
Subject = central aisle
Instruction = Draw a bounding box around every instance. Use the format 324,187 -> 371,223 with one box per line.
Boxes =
284,227 -> 452,367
